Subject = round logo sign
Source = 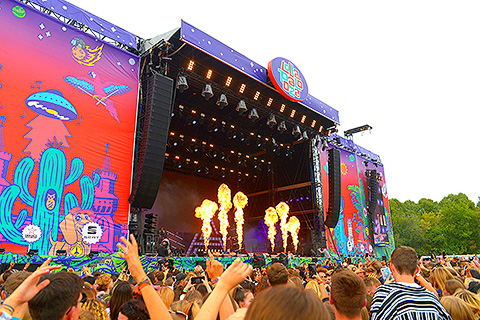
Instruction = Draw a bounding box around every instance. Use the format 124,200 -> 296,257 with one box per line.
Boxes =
81,222 -> 103,244
22,224 -> 42,243
267,57 -> 309,102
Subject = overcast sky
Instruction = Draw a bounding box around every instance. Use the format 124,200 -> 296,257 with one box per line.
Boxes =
68,0 -> 480,204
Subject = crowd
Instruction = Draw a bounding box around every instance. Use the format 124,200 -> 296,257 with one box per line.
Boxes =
1,238 -> 480,320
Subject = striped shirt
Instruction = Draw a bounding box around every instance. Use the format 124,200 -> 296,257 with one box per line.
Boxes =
370,283 -> 452,320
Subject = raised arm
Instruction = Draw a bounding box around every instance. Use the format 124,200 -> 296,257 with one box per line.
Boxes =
118,235 -> 171,320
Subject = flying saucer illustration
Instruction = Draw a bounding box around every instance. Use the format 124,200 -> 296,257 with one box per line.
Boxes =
25,89 -> 77,121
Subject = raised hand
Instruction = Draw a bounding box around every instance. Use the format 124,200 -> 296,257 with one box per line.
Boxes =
117,235 -> 145,283
216,259 -> 252,292
206,250 -> 224,281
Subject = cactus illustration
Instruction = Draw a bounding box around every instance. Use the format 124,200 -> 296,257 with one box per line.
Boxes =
0,147 -> 99,254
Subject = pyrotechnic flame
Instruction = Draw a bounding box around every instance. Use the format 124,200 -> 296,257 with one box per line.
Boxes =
194,199 -> 218,249
217,183 -> 232,250
264,207 -> 279,252
233,191 -> 248,250
286,216 -> 301,252
276,201 -> 290,252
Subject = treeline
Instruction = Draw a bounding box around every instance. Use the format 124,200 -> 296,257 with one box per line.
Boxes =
390,193 -> 480,255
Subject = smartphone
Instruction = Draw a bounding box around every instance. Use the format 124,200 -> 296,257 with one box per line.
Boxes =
381,266 -> 391,279
190,276 -> 204,285
308,263 -> 316,276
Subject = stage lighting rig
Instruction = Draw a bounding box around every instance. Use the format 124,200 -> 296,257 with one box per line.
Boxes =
27,249 -> 38,257
176,74 -> 189,93
201,83 -> 214,100
278,121 -> 287,133
0,248 -> 4,253
267,114 -> 277,128
56,250 -> 67,255
248,108 -> 259,121
216,93 -> 228,109
236,100 -> 247,115
344,124 -> 372,139
292,125 -> 301,139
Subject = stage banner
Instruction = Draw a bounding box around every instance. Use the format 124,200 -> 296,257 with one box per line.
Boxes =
0,0 -> 139,256
319,146 -> 395,258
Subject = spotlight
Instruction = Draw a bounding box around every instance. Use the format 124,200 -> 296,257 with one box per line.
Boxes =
0,248 -> 4,253
216,94 -> 228,109
56,249 -> 67,255
321,139 -> 329,151
301,131 -> 309,141
278,121 -> 287,133
88,250 -> 99,259
248,108 -> 259,121
176,74 -> 189,93
202,83 -> 214,100
267,114 -> 277,128
292,125 -> 301,139
236,100 -> 247,115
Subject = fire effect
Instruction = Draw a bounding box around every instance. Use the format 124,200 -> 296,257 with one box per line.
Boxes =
194,199 -> 218,249
276,201 -> 290,252
264,207 -> 279,252
233,191 -> 248,250
217,183 -> 232,250
286,216 -> 301,252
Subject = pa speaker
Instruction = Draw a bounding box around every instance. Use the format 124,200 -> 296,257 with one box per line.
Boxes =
130,72 -> 174,208
325,148 -> 341,228
367,170 -> 378,216
253,253 -> 265,268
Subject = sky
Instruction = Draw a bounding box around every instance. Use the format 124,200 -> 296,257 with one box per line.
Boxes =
68,0 -> 480,204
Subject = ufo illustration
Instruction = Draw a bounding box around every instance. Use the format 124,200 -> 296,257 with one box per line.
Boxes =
25,89 -> 77,121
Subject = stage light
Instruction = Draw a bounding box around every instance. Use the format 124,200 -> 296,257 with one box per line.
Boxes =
239,84 -> 246,93
301,131 -> 309,141
88,250 -> 99,259
318,125 -> 323,133
290,110 -> 296,118
0,248 -> 4,253
202,83 -> 214,100
280,104 -> 285,113
204,167 -> 210,175
248,108 -> 259,121
267,114 -> 277,128
216,94 -> 228,109
55,249 -> 66,255
254,91 -> 260,100
176,74 -> 189,93
206,69 -> 213,79
267,98 -> 273,107
278,121 -> 287,133
236,100 -> 247,115
187,60 -> 194,71
321,138 -> 329,151
311,120 -> 316,128
226,76 -> 232,86
301,115 -> 306,123
292,125 -> 301,139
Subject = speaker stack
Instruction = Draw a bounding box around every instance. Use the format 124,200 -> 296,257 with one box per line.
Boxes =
367,169 -> 378,217
324,148 -> 341,228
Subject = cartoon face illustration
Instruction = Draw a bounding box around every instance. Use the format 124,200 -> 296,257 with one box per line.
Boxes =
45,189 -> 57,210
72,46 -> 86,60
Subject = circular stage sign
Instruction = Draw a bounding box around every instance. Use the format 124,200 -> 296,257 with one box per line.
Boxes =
81,222 -> 103,245
22,224 -> 42,243
267,57 -> 309,102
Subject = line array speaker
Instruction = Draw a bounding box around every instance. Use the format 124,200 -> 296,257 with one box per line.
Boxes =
325,148 -> 341,228
367,169 -> 378,216
129,72 -> 174,208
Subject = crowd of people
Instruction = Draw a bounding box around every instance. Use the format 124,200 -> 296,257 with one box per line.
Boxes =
1,239 -> 480,320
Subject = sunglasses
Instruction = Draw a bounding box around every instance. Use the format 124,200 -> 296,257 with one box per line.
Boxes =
169,310 -> 188,319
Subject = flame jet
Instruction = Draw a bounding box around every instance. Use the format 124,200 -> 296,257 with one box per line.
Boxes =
286,216 -> 301,252
217,183 -> 232,250
194,199 -> 218,249
276,202 -> 290,252
264,207 -> 279,252
233,191 -> 248,250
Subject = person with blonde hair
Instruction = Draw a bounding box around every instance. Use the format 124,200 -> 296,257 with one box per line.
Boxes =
159,286 -> 174,309
431,267 -> 454,297
445,279 -> 466,296
305,280 -> 323,300
454,289 -> 480,317
441,296 -> 475,320
82,299 -> 109,320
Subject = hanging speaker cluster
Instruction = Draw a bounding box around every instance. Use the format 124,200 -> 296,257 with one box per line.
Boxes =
324,148 -> 341,228
367,169 -> 378,217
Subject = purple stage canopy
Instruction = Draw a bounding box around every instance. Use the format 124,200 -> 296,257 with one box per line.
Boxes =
27,0 -> 137,48
179,21 -> 340,125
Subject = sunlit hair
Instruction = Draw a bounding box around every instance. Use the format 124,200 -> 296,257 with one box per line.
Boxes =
244,286 -> 329,320
160,286 -> 175,309
305,280 -> 322,300
441,296 -> 476,320
288,277 -> 304,291
431,268 -> 454,296
455,289 -> 480,317
445,279 -> 466,296
82,299 -> 109,320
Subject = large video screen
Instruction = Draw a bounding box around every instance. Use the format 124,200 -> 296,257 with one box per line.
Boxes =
0,0 -> 139,255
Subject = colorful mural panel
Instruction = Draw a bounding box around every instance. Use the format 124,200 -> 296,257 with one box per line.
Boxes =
0,0 -> 139,255
319,145 -> 395,258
